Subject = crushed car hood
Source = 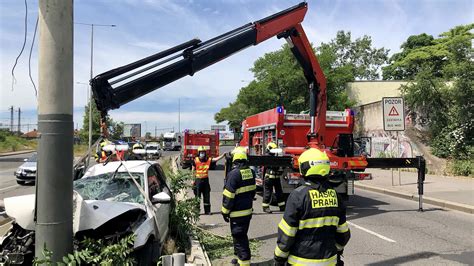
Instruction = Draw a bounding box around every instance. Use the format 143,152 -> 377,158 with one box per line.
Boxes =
4,192 -> 146,233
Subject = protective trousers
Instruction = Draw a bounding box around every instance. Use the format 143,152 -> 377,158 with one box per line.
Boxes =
193,178 -> 211,214
230,216 -> 252,265
263,177 -> 285,208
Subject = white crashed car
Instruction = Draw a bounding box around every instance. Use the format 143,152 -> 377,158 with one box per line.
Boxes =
0,161 -> 172,265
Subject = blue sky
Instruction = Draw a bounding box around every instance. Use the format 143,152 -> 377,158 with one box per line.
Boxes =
0,0 -> 472,134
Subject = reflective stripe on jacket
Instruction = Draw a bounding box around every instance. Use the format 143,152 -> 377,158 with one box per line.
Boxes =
222,166 -> 256,218
195,157 -> 211,179
274,180 -> 351,264
264,167 -> 283,179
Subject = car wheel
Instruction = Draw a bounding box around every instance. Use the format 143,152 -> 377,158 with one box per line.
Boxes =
16,180 -> 26,185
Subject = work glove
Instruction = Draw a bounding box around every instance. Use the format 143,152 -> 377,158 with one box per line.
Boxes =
222,213 -> 230,223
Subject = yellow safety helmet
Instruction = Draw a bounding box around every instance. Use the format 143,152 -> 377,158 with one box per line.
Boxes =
133,143 -> 143,150
266,142 -> 277,152
100,139 -> 108,147
197,146 -> 207,152
232,147 -> 248,162
298,148 -> 331,177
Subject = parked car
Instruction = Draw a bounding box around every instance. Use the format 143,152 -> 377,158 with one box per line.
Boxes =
14,153 -> 37,185
145,142 -> 162,159
1,160 -> 172,265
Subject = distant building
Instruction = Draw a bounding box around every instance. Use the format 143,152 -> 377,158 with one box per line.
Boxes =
21,129 -> 39,139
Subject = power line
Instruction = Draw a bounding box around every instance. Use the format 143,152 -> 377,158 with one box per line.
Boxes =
11,0 -> 29,92
29,16 -> 39,96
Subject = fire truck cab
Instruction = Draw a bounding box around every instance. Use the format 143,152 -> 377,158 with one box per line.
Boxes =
181,130 -> 220,170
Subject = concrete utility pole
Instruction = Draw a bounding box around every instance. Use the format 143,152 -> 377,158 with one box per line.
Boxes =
9,106 -> 14,133
17,107 -> 21,135
36,0 -> 74,261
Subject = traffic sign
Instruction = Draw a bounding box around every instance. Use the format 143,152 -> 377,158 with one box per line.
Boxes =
382,97 -> 405,131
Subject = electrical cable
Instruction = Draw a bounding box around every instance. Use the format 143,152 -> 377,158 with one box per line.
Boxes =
11,0 -> 29,92
28,16 -> 39,97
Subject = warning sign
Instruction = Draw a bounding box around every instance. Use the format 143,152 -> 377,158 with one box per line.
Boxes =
388,106 -> 399,116
382,97 -> 405,131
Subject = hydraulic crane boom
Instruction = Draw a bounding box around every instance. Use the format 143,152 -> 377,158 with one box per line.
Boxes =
91,2 -> 327,145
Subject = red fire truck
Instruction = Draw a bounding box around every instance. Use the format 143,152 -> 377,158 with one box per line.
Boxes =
180,130 -> 220,170
240,106 -> 364,197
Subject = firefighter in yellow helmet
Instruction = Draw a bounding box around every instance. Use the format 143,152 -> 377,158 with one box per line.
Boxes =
192,145 -> 226,214
222,147 -> 256,266
274,148 -> 351,266
94,139 -> 112,163
262,142 -> 285,213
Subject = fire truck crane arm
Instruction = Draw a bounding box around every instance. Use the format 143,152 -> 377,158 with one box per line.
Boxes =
90,2 -> 325,139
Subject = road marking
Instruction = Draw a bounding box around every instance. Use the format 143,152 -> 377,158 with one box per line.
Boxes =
348,221 -> 396,243
0,185 -> 19,192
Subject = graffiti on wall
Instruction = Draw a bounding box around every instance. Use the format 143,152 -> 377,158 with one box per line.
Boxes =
365,130 -> 417,158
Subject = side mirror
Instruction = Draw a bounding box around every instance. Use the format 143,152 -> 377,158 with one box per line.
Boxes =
152,192 -> 171,204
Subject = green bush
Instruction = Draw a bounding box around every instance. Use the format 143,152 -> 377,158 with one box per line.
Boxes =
34,234 -> 136,265
450,159 -> 473,177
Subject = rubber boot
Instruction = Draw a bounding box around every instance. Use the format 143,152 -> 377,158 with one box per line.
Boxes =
263,206 -> 272,214
204,204 -> 211,215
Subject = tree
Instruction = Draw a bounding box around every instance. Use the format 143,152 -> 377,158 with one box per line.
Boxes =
80,101 -> 125,143
215,31 -> 389,130
145,132 -> 152,140
383,24 -> 473,160
80,101 -> 102,143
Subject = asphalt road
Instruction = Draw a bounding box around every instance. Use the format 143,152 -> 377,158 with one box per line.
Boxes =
0,152 -> 36,201
198,152 -> 474,265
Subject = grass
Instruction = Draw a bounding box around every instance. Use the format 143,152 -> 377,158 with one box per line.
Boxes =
196,229 -> 261,261
73,144 -> 89,157
0,134 -> 37,153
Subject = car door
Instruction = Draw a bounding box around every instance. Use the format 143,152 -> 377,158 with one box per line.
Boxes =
146,165 -> 170,243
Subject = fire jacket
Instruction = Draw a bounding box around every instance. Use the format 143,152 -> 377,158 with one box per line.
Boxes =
194,157 -> 211,179
221,166 -> 256,218
274,180 -> 351,265
265,166 -> 284,179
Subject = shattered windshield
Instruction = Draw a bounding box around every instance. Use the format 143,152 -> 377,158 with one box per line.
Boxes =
74,172 -> 145,204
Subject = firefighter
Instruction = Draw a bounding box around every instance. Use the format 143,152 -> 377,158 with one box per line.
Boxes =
192,146 -> 226,214
222,147 -> 256,266
94,139 -> 112,163
129,141 -> 145,160
262,142 -> 285,213
274,148 -> 351,266
132,142 -> 144,150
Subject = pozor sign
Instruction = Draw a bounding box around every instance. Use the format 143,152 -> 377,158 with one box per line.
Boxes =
382,97 -> 405,131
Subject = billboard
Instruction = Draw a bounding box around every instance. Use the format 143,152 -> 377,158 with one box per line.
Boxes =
219,132 -> 235,140
211,125 -> 226,131
123,124 -> 141,138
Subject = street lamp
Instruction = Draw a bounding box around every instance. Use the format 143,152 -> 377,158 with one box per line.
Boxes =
178,97 -> 190,133
76,23 -> 116,168
75,23 -> 116,150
